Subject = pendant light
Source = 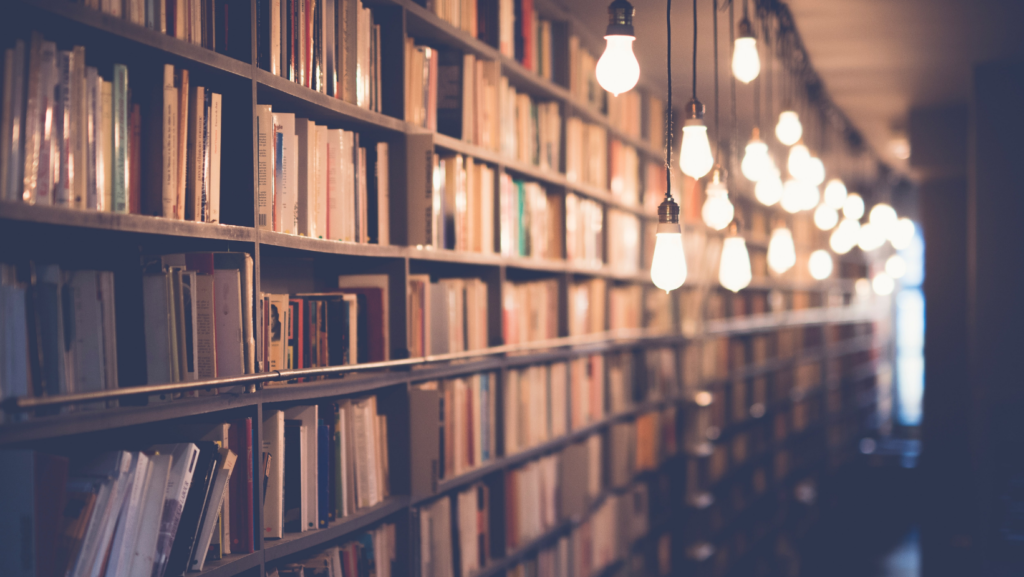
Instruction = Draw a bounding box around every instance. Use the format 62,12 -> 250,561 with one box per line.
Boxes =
755,167 -> 784,206
787,142 -> 810,179
680,0 -> 713,179
889,217 -> 915,250
719,221 -> 752,292
780,178 -> 803,213
813,203 -> 839,230
595,0 -> 640,96
650,0 -> 687,293
885,254 -> 907,279
702,167 -> 734,230
823,178 -> 847,209
731,1 -> 759,83
808,249 -> 833,280
741,128 -> 771,182
872,272 -> 895,295
802,155 -> 825,186
767,225 -> 796,275
829,218 -> 860,254
857,221 -> 886,251
868,202 -> 898,238
776,110 -> 802,145
842,192 -> 865,220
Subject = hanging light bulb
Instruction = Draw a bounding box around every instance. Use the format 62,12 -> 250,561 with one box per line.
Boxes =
731,15 -> 759,83
857,221 -> 886,251
767,226 -> 796,275
808,249 -> 833,280
823,178 -> 848,210
889,217 -> 915,250
755,167 -> 784,206
885,254 -> 907,279
868,203 -> 899,238
787,143 -> 811,179
781,178 -> 804,213
651,195 -> 688,292
799,182 -> 820,211
680,99 -> 714,178
595,0 -> 640,96
842,192 -> 865,220
801,156 -> 826,186
814,204 -> 839,231
829,218 -> 860,254
776,111 -> 803,146
702,166 -> 734,231
854,278 -> 872,299
719,223 -> 752,292
872,272 -> 895,296
741,128 -> 771,182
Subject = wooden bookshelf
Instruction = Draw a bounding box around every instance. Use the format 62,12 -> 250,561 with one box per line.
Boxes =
0,0 -> 889,574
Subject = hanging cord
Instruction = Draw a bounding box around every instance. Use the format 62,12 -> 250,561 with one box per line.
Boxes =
692,0 -> 698,100
764,11 -> 773,129
713,0 -> 720,159
728,0 -> 738,168
750,0 -> 760,133
666,0 -> 673,200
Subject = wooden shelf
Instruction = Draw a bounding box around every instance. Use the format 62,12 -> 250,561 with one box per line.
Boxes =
0,202 -> 256,242
194,551 -> 263,577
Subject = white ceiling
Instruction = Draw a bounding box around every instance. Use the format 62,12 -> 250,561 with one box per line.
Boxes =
555,0 -> 1024,177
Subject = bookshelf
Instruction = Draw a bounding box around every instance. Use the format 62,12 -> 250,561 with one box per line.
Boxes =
0,0 -> 889,575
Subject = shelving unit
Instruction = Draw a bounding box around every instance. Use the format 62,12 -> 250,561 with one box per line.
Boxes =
0,0 -> 889,575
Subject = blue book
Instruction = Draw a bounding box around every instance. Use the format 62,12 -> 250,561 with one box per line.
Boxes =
112,64 -> 128,213
480,374 -> 490,462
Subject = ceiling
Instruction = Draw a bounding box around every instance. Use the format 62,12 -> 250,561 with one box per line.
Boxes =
554,0 -> 1024,177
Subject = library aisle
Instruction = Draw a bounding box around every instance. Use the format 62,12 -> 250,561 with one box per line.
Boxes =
0,0 -> 1022,576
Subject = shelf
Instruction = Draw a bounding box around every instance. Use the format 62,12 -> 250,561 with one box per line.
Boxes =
255,69 -> 410,134
13,0 -> 254,80
702,305 -> 882,336
0,202 -> 256,243
194,552 -> 263,577
263,496 -> 410,563
259,231 -> 408,259
414,397 -> 677,505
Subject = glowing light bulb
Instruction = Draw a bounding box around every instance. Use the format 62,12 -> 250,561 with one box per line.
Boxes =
830,218 -> 860,254
651,196 -> 687,293
731,32 -> 760,83
719,235 -> 752,292
872,272 -> 895,296
755,167 -> 783,206
889,217 -> 915,250
857,221 -> 886,251
776,111 -> 803,146
701,169 -> 733,231
869,203 -> 898,239
781,178 -> 804,213
741,130 -> 771,182
596,36 -> 640,96
885,254 -> 907,279
799,182 -> 820,211
854,278 -> 872,298
808,249 -> 833,280
680,121 -> 714,178
801,157 -> 825,186
787,143 -> 811,179
843,192 -> 864,220
823,178 -> 848,210
651,232 -> 687,292
814,204 -> 839,230
767,227 -> 796,275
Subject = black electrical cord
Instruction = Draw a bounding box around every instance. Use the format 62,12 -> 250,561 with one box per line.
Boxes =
713,0 -> 720,159
692,0 -> 697,100
666,0 -> 673,200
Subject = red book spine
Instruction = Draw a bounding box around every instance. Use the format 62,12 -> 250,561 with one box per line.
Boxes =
466,385 -> 474,468
520,0 -> 533,70
129,104 -> 142,214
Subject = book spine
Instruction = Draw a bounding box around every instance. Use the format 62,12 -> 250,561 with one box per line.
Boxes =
112,64 -> 129,212
161,65 -> 178,218
256,105 -> 273,230
208,92 -> 221,223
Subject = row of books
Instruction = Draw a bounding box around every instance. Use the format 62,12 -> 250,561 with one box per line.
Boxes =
500,85 -> 561,171
501,278 -> 559,346
256,106 -> 389,244
433,154 -> 497,252
1,36 -> 223,221
407,275 -> 490,358
0,420 -> 255,577
565,117 -> 607,188
435,52 -> 502,151
258,0 -> 382,111
567,278 -> 606,337
143,252 -> 256,385
608,139 -> 640,205
80,0 -> 249,59
607,92 -> 642,142
262,397 -> 391,539
608,284 -> 643,331
412,373 -> 498,482
0,264 -> 117,417
565,192 -> 604,268
270,523 -> 396,577
567,36 -> 601,111
414,481 -> 490,577
606,210 -> 641,273
498,175 -> 559,259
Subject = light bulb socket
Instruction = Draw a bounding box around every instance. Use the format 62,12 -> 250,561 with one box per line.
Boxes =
728,219 -> 742,236
751,126 -> 760,140
605,0 -> 635,36
711,164 -> 727,184
657,196 -> 681,232
737,17 -> 755,40
685,98 -> 705,121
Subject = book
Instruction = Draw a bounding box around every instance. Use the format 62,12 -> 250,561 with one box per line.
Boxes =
127,453 -> 172,577
263,410 -> 285,539
151,443 -> 200,577
190,447 -> 237,571
0,451 -> 70,577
